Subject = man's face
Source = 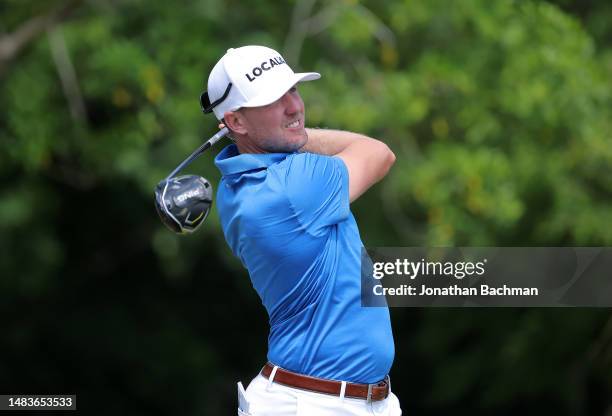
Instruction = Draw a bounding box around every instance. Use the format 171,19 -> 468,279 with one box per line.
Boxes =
237,85 -> 307,153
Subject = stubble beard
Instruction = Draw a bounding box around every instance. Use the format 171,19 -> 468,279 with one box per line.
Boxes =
261,127 -> 307,153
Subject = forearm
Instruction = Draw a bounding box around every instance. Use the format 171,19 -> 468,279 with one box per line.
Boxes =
301,128 -> 377,156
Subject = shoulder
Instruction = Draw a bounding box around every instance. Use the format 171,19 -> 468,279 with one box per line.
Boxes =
280,152 -> 348,182
274,153 -> 349,203
276,152 -> 350,229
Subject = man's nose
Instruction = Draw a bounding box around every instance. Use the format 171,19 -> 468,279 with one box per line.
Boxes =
282,91 -> 302,114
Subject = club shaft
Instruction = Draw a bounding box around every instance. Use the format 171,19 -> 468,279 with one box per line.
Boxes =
166,127 -> 228,180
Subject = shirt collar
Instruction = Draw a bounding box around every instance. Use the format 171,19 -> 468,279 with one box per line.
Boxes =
214,144 -> 291,176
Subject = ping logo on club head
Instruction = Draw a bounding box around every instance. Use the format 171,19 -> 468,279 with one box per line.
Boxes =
245,56 -> 286,82
176,188 -> 203,203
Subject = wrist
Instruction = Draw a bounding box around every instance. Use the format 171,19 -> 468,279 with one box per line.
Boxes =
300,128 -> 323,154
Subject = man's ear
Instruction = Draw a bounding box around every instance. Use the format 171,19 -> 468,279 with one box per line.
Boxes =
223,111 -> 247,135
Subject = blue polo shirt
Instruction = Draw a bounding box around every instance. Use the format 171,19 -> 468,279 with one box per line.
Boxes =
214,144 -> 394,383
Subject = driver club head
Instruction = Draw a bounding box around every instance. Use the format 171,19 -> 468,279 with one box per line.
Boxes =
154,175 -> 213,234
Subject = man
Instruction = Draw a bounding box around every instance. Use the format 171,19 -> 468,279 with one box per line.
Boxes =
202,45 -> 401,416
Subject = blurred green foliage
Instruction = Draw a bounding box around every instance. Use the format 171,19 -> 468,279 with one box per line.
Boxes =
1,0 -> 611,414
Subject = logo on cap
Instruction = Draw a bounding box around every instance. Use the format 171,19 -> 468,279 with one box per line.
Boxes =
245,56 -> 286,82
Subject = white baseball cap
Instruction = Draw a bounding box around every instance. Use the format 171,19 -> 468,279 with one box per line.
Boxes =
200,45 -> 321,120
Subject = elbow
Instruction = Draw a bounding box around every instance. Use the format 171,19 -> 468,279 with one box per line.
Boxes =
387,147 -> 396,168
381,143 -> 396,176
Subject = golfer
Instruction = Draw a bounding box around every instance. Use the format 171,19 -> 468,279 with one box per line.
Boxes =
202,45 -> 401,416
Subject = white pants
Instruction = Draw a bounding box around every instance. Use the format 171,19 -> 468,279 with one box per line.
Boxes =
237,374 -> 402,416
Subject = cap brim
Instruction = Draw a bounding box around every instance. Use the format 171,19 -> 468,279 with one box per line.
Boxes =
241,72 -> 320,108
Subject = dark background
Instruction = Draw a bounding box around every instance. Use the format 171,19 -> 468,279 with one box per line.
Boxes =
1,0 -> 611,414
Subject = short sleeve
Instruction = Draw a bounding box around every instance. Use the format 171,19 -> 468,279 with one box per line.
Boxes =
284,152 -> 350,235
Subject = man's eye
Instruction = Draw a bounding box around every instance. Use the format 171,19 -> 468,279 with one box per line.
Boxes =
289,86 -> 297,93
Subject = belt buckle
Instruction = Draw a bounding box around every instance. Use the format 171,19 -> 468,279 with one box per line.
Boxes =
367,376 -> 390,402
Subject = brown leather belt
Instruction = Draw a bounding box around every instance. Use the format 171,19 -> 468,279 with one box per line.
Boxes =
260,362 -> 389,402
